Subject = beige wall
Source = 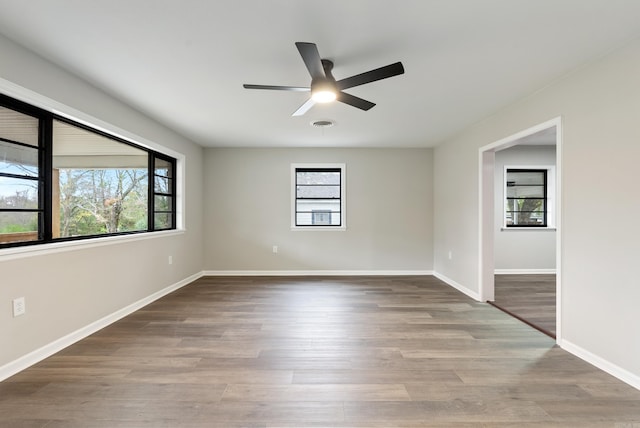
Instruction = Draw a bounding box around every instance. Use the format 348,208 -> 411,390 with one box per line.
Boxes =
434,36 -> 640,383
203,148 -> 433,273
0,35 -> 204,371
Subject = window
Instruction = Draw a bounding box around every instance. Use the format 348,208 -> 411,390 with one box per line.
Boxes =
0,93 -> 177,248
0,105 -> 43,245
292,164 -> 345,229
53,119 -> 150,238
505,168 -> 548,227
152,154 -> 176,230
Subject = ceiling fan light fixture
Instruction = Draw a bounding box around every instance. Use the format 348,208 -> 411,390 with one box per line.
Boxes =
310,79 -> 337,103
311,89 -> 337,103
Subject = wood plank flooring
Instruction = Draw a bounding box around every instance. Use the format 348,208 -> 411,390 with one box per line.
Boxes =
1,275 -> 639,427
491,274 -> 556,338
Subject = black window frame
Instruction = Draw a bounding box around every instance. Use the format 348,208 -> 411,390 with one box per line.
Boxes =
151,153 -> 177,231
0,93 -> 177,249
294,166 -> 343,228
505,168 -> 547,227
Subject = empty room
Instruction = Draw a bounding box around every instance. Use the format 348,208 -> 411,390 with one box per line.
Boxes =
1,1 -> 640,426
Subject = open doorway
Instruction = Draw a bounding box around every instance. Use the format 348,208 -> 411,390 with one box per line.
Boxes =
479,118 -> 561,342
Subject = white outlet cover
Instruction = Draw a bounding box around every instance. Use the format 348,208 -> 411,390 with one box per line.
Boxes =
13,297 -> 25,317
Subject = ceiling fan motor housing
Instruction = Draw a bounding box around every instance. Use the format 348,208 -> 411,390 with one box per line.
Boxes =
311,60 -> 337,92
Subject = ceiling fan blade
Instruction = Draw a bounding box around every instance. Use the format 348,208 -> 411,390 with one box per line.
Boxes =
292,98 -> 316,116
243,84 -> 309,92
337,91 -> 376,111
337,62 -> 405,90
295,42 -> 325,80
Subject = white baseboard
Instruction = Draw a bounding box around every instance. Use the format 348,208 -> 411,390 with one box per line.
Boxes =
495,269 -> 557,275
0,271 -> 204,382
561,339 -> 640,391
433,272 -> 481,301
203,270 -> 433,276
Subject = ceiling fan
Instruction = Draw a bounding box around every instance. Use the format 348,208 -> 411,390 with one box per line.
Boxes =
243,42 -> 405,116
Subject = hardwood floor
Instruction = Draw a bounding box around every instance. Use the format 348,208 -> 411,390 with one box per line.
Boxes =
1,275 -> 639,427
491,274 -> 556,338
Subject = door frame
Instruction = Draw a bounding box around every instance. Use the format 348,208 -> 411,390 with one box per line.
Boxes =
478,117 -> 562,343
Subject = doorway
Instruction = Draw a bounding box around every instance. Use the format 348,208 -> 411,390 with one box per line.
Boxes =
479,118 -> 561,342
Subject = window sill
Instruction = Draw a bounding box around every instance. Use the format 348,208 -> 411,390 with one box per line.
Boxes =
501,227 -> 556,231
0,229 -> 185,261
291,226 -> 347,232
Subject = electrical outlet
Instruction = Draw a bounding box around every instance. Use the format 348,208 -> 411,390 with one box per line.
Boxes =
272,246 -> 278,254
168,255 -> 173,265
13,297 -> 25,317
448,250 -> 453,260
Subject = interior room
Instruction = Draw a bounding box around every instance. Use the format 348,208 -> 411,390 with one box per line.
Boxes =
1,1 -> 640,426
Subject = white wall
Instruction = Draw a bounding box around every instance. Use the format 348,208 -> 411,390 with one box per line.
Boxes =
434,36 -> 640,386
0,35 -> 204,374
203,148 -> 433,273
494,145 -> 556,271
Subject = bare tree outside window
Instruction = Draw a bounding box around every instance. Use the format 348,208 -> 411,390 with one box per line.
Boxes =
58,168 -> 147,237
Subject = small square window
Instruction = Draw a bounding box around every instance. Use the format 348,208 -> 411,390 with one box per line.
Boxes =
292,164 -> 345,229
505,168 -> 548,227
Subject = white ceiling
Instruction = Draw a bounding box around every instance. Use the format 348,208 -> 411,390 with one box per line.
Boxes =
513,126 -> 557,146
0,0 -> 639,148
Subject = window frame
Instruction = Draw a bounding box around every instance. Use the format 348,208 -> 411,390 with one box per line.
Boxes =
291,163 -> 346,231
0,93 -> 178,249
503,166 -> 555,229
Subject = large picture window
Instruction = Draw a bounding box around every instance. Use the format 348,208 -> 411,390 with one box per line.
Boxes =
0,94 -> 177,248
292,164 -> 345,229
53,119 -> 150,238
